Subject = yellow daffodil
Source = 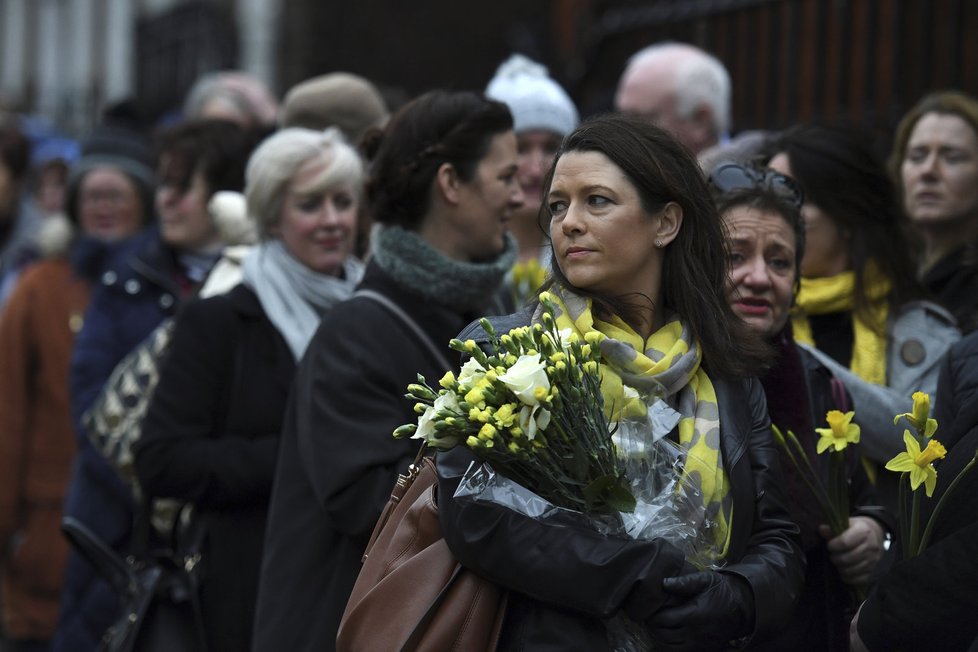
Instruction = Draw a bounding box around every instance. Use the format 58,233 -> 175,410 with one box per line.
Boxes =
893,391 -> 939,438
885,430 -> 947,496
815,410 -> 861,453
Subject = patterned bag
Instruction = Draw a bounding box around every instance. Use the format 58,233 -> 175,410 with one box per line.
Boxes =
83,318 -> 175,484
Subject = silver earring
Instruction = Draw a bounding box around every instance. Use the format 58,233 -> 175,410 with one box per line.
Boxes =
655,239 -> 663,248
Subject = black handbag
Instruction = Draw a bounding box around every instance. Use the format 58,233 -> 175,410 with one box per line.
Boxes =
61,508 -> 208,652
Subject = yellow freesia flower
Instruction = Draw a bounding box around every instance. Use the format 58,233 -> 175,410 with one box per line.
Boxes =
815,410 -> 861,453
893,391 -> 939,438
885,430 -> 947,497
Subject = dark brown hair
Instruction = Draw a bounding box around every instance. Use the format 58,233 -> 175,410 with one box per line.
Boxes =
765,123 -> 926,333
363,90 -> 513,229
543,113 -> 770,379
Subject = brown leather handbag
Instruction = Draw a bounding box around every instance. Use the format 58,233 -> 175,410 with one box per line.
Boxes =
336,449 -> 508,652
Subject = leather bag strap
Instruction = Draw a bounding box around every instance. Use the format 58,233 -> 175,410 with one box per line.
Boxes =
353,289 -> 452,371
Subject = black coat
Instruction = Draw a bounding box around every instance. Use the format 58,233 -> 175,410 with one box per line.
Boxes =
921,245 -> 978,335
856,330 -> 978,651
133,284 -> 294,652
435,314 -> 805,651
253,261 -> 492,652
751,342 -> 890,652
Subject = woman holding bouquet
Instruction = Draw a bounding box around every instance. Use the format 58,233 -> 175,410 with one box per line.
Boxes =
435,114 -> 804,651
712,163 -> 891,651
253,90 -> 523,651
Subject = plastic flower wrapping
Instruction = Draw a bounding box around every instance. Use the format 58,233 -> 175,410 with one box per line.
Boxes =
394,297 -> 723,651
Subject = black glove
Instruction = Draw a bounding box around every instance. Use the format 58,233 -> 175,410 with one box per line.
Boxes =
645,571 -> 755,651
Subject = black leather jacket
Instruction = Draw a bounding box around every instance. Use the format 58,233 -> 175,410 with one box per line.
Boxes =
436,315 -> 804,651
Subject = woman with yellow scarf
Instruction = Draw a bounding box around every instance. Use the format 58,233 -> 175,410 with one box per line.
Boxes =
435,114 -> 805,651
765,125 -> 959,482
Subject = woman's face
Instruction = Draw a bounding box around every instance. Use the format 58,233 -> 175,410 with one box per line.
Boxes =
274,154 -> 358,276
77,167 -> 145,241
156,166 -> 220,251
516,129 -> 562,212
548,150 -> 666,300
450,130 -> 524,261
768,152 -> 850,278
901,112 -> 978,230
723,205 -> 797,338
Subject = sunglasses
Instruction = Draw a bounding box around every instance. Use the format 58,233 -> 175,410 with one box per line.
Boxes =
709,162 -> 805,209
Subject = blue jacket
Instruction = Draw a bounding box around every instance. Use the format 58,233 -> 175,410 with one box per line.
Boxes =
54,226 -> 187,652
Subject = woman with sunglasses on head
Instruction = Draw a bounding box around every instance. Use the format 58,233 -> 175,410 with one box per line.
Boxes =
763,125 -> 959,499
434,114 -> 804,651
713,163 -> 891,651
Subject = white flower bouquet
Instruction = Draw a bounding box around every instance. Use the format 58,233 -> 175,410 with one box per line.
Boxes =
395,299 -> 635,517
394,295 -> 722,651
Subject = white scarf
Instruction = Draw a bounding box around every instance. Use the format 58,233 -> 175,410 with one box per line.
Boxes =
242,240 -> 364,360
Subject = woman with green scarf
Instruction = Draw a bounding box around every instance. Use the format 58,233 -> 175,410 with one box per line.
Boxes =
435,114 -> 805,651
253,90 -> 523,652
764,124 -> 959,501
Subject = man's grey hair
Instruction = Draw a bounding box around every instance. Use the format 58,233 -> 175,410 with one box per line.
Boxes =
625,42 -> 731,136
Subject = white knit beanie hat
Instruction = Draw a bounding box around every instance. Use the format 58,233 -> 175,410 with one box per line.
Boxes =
486,54 -> 579,137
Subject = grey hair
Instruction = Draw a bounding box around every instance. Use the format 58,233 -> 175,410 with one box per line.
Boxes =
626,42 -> 731,136
244,127 -> 364,238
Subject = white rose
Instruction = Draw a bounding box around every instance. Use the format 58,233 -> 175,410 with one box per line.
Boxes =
519,405 -> 552,440
458,358 -> 486,385
498,353 -> 550,406
433,391 -> 460,414
413,406 -> 438,442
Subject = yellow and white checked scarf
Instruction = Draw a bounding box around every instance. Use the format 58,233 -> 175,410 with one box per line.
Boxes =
536,287 -> 732,558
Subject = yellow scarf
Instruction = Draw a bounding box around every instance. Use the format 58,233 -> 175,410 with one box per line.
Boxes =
539,288 -> 732,559
791,270 -> 890,385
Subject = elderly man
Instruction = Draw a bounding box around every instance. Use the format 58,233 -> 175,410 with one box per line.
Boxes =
615,42 -> 731,156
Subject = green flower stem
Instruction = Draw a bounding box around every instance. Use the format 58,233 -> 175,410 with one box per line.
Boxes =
906,486 -> 923,561
917,451 -> 978,554
776,428 -> 843,530
897,474 -> 910,560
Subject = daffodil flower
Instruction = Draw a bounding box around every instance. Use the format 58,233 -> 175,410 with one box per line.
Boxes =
815,410 -> 861,453
885,430 -> 947,497
893,391 -> 938,438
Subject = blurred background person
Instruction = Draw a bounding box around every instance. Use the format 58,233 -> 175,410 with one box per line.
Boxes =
26,130 -> 80,220
182,70 -> 279,136
0,118 -> 41,311
614,41 -> 730,157
0,120 -> 154,652
485,53 -> 578,305
133,127 -> 365,652
54,118 -> 256,652
889,90 -> 978,334
254,89 -> 522,652
763,123 -> 959,510
278,72 -> 389,147
278,71 -> 390,259
712,163 -> 890,651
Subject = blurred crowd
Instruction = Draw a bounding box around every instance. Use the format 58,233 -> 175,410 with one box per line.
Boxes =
0,42 -> 976,652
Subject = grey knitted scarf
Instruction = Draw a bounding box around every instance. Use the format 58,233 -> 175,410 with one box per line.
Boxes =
371,225 -> 516,311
